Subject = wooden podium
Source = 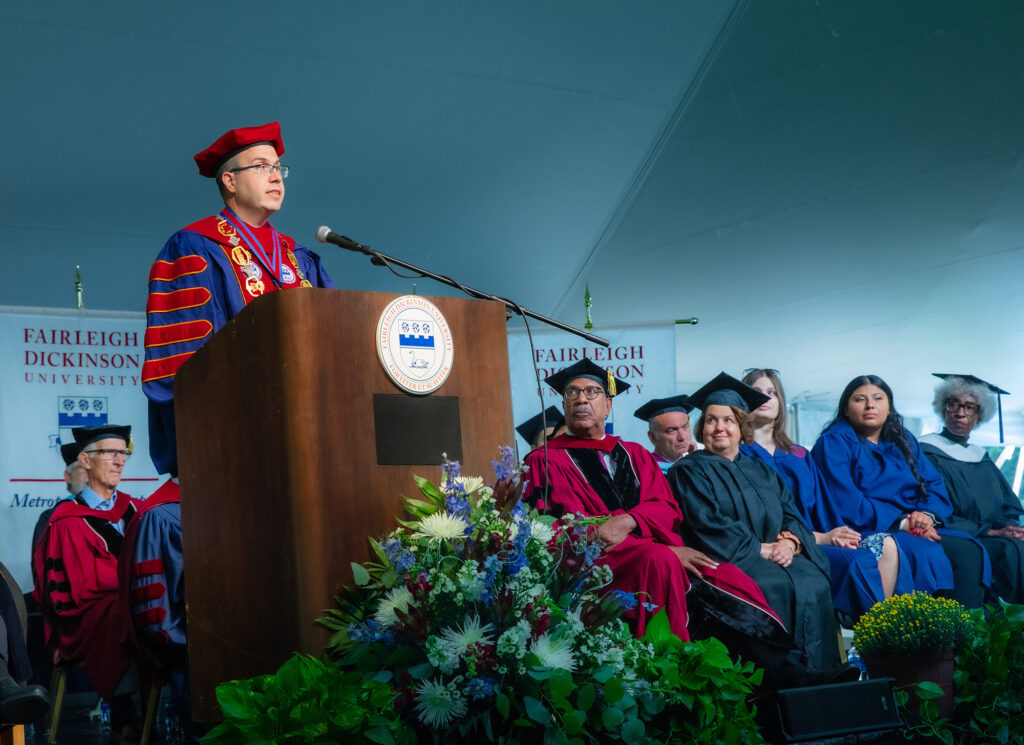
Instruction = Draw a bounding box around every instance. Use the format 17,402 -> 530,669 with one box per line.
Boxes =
174,288 -> 514,719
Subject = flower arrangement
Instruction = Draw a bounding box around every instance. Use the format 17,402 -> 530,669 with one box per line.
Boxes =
206,449 -> 765,744
853,592 -> 974,657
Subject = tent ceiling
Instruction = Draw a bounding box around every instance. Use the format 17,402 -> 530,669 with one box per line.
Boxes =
3,0 -> 1022,440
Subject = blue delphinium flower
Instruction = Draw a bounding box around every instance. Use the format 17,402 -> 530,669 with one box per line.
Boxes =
441,453 -> 463,491
641,601 -> 659,612
491,445 -> 519,484
582,539 -> 603,567
610,590 -> 638,610
348,619 -> 395,645
381,537 -> 415,573
463,676 -> 496,701
445,493 -> 470,516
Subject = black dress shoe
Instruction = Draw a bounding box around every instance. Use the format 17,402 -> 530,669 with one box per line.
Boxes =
0,674 -> 51,725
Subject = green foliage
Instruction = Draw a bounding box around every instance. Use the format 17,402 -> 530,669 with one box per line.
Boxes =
633,610 -> 766,745
853,591 -> 973,656
202,654 -> 411,745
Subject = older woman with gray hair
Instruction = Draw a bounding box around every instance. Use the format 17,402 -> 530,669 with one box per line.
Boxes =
920,374 -> 1024,603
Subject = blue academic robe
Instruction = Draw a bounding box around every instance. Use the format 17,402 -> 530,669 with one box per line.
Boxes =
741,442 -> 912,617
811,421 -> 991,596
142,221 -> 334,475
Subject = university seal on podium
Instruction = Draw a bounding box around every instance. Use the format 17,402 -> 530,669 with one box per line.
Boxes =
376,295 -> 454,395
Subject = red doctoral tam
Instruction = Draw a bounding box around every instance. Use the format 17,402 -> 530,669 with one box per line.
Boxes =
193,121 -> 284,178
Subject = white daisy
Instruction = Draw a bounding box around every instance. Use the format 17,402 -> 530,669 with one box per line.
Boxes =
373,585 -> 414,628
439,615 -> 495,653
414,679 -> 468,728
413,512 -> 469,543
529,632 -> 578,671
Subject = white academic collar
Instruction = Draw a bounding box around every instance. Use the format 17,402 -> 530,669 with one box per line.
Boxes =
919,432 -> 987,463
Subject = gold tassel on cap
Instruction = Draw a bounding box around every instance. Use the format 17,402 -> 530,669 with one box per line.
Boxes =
607,370 -> 616,397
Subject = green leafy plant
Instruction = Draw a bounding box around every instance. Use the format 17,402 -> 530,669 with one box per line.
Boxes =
202,653 -> 411,745
852,591 -> 973,656
901,601 -> 1024,745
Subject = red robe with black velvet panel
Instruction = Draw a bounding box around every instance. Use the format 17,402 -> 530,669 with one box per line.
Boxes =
33,490 -> 141,698
524,434 -> 784,642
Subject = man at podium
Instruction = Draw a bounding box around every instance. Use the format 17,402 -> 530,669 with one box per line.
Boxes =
141,122 -> 335,476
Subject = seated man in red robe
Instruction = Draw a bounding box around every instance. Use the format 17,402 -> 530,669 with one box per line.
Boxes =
33,424 -> 142,743
522,360 -> 788,648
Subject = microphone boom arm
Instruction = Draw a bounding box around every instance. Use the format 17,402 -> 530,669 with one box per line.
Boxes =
318,228 -> 610,347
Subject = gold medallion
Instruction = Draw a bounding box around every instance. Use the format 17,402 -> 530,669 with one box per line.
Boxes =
217,219 -> 234,237
231,246 -> 252,266
246,277 -> 265,296
300,279 -> 312,288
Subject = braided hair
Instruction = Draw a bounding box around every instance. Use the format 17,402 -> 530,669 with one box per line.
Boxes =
827,374 -> 928,505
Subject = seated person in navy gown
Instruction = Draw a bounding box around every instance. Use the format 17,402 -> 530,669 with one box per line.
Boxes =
120,478 -> 193,736
740,369 -> 911,618
667,373 -> 841,673
811,375 -> 990,608
920,374 -> 1024,603
633,395 -> 698,473
522,360 -> 790,651
515,405 -> 566,452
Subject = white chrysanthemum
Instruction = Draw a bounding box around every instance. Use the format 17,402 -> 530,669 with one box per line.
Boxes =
456,475 -> 485,493
529,520 -> 555,545
373,585 -> 414,628
439,615 -> 495,653
413,512 -> 469,542
414,679 -> 468,728
529,632 -> 578,671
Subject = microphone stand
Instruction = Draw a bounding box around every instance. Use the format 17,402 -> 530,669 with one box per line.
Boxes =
331,238 -> 610,347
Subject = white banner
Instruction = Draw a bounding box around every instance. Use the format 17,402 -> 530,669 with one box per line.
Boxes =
508,324 -> 676,457
1,306 -> 161,590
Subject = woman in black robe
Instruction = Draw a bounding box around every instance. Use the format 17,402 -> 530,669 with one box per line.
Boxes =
667,373 -> 840,673
920,374 -> 1024,603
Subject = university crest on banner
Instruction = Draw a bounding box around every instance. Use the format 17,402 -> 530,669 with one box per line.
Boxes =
57,395 -> 108,447
376,295 -> 454,394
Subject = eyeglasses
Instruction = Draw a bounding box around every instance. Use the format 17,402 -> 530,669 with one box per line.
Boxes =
945,400 -> 979,415
229,163 -> 289,179
564,385 -> 605,401
84,448 -> 131,461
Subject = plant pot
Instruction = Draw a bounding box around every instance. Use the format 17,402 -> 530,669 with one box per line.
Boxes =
862,648 -> 955,718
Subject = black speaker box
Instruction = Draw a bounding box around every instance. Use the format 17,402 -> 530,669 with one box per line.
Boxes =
756,678 -> 902,742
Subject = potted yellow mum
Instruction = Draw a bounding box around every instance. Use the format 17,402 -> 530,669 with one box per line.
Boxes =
852,592 -> 973,717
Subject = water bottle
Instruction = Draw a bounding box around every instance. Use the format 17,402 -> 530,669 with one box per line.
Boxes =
847,645 -> 867,679
100,699 -> 111,733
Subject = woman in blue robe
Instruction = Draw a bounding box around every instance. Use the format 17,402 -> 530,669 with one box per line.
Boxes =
811,375 -> 990,608
740,370 -> 912,618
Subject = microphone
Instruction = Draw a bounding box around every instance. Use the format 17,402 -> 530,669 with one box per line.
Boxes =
315,226 -> 370,252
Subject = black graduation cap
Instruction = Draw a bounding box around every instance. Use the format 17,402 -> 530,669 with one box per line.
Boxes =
687,372 -> 769,413
60,441 -> 84,466
516,406 -> 565,445
931,373 -> 1009,396
72,424 -> 131,448
544,358 -> 631,397
933,373 -> 1011,441
633,394 -> 693,421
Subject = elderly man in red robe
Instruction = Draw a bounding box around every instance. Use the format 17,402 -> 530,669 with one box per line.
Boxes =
34,424 -> 142,742
522,360 -> 786,645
